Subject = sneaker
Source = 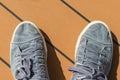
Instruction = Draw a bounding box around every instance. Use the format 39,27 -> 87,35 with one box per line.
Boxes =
69,21 -> 113,80
10,21 -> 49,80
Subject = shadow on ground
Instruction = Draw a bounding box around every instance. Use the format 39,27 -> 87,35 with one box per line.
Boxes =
108,32 -> 119,80
40,30 -> 119,80
41,30 -> 66,80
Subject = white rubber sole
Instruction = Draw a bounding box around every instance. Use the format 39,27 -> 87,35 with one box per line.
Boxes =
75,20 -> 113,60
10,21 -> 47,56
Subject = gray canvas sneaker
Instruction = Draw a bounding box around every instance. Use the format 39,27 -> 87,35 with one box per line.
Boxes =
10,21 -> 49,80
69,21 -> 113,80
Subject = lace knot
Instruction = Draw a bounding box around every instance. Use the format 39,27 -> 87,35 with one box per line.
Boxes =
68,65 -> 107,80
15,59 -> 31,80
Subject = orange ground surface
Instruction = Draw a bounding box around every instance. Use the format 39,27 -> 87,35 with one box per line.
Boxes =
0,0 -> 120,80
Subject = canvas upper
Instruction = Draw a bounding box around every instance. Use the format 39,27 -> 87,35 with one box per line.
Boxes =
10,21 -> 49,80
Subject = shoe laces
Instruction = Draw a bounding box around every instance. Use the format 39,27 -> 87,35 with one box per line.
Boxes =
69,66 -> 107,80
14,45 -> 45,80
69,38 -> 107,80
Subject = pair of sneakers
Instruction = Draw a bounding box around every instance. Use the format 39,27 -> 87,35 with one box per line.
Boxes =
10,21 -> 113,80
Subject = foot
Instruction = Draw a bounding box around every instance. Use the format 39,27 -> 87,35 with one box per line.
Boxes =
10,21 -> 49,80
69,21 -> 113,80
